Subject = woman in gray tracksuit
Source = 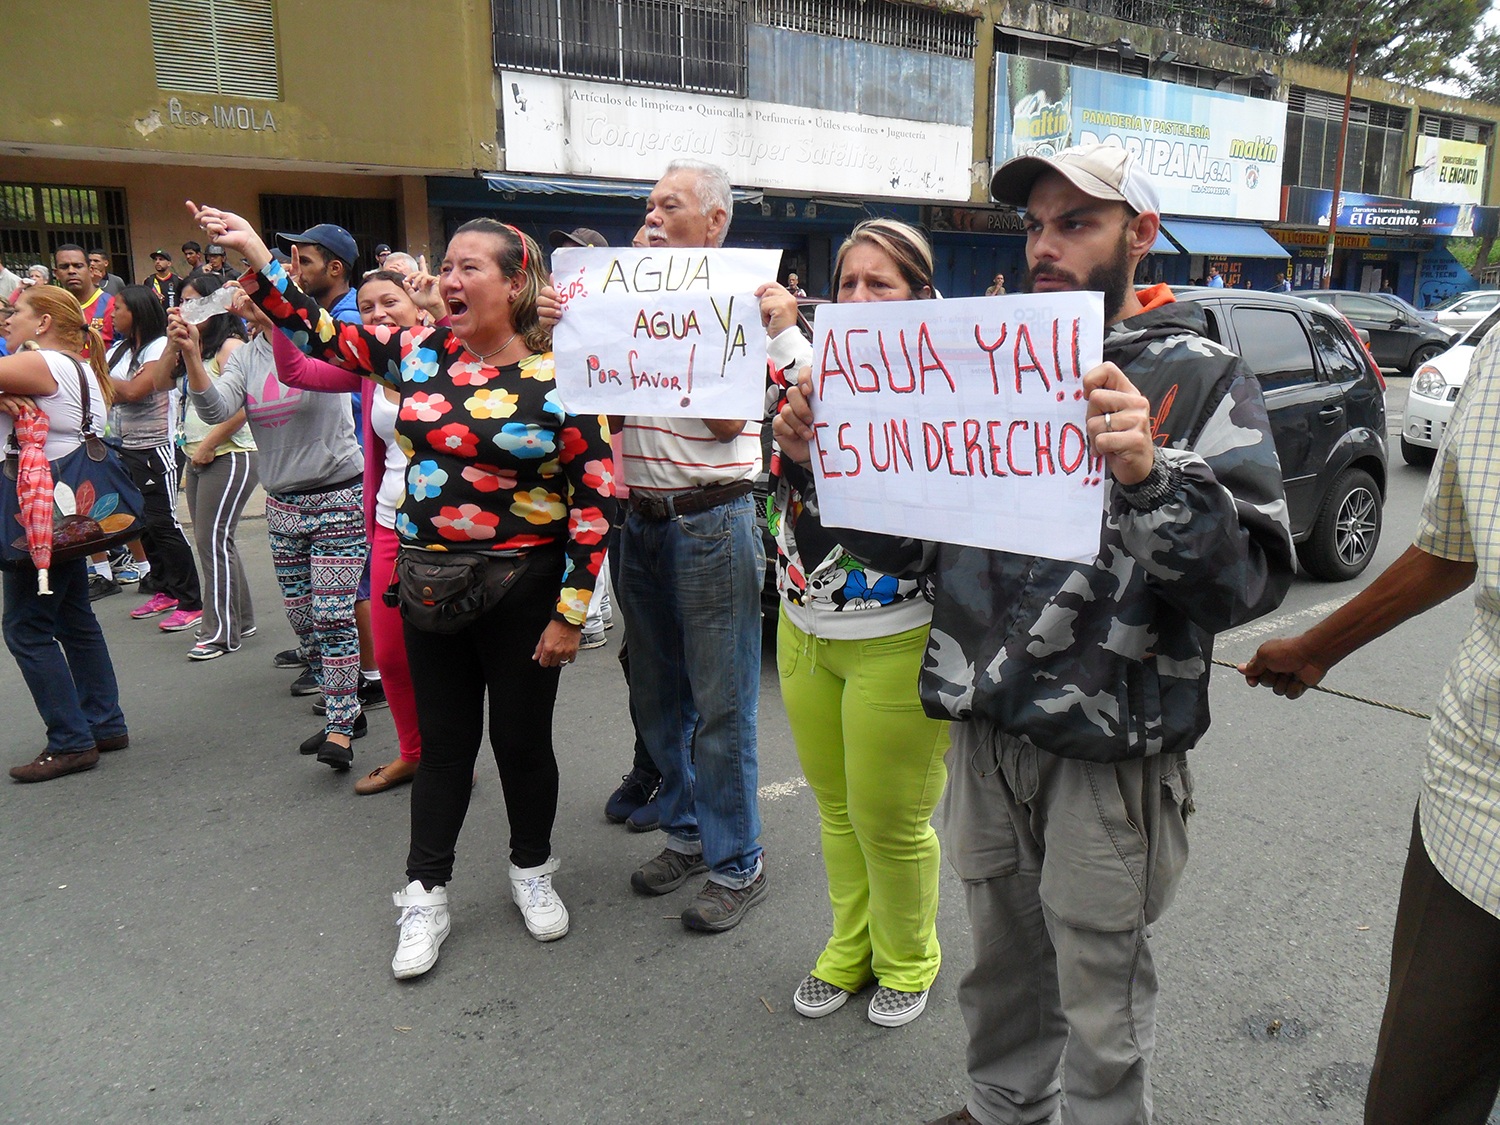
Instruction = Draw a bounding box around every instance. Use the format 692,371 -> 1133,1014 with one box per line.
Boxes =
170,292 -> 366,769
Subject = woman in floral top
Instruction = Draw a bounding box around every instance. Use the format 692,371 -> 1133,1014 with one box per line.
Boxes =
191,204 -> 616,976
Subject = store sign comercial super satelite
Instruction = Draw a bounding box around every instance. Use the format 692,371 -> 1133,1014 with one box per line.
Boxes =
501,71 -> 972,201
993,56 -> 1288,221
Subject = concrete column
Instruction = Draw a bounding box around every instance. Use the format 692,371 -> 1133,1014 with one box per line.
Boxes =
397,176 -> 430,261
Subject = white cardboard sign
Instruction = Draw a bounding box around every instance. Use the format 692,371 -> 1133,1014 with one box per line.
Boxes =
808,292 -> 1108,563
551,247 -> 780,419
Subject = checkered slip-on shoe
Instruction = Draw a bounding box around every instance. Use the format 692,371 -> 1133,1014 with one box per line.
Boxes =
793,974 -> 852,1019
868,985 -> 929,1028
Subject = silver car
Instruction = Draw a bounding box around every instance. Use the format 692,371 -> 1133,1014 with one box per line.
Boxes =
1429,290 -> 1500,331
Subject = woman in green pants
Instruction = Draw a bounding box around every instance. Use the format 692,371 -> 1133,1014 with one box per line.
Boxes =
766,219 -> 950,1028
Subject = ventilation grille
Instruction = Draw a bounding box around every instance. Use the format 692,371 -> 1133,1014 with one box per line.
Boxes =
751,0 -> 974,59
150,0 -> 280,99
1289,87 -> 1407,131
1420,113 -> 1487,144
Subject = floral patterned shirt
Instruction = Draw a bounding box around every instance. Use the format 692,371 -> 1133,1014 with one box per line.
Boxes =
242,260 -> 617,626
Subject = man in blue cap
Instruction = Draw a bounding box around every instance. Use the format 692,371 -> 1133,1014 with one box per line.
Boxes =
277,223 -> 360,325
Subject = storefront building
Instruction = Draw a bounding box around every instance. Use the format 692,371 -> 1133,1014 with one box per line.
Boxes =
1271,64 -> 1500,305
432,0 -> 980,294
4,2 -> 495,283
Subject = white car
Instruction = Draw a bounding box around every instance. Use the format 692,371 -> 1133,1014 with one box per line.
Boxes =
1429,290 -> 1500,331
1402,307 -> 1500,465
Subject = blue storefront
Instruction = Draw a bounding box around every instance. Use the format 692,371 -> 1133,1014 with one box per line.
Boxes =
1276,186 -> 1497,306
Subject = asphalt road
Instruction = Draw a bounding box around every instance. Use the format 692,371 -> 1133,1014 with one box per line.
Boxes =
2,376 -> 1494,1124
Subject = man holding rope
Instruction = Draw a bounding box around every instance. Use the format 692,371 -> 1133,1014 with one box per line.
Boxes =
1243,330 -> 1500,1125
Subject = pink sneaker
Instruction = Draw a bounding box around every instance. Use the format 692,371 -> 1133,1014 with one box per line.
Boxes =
159,608 -> 203,633
130,593 -> 179,619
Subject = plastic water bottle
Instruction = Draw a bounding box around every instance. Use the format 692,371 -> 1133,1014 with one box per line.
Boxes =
178,287 -> 237,325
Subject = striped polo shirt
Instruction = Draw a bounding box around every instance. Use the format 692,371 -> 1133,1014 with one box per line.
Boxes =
622,416 -> 762,493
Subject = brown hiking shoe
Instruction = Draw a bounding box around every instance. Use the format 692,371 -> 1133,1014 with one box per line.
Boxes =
630,847 -> 708,896
680,870 -> 769,932
10,747 -> 100,783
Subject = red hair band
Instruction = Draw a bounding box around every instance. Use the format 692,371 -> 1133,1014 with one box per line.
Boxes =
503,223 -> 529,272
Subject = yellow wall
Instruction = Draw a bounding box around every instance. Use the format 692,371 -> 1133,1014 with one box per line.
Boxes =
0,157 -> 405,283
3,0 -> 495,174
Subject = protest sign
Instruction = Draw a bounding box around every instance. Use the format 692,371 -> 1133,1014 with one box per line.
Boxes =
808,292 -> 1107,563
551,247 -> 780,419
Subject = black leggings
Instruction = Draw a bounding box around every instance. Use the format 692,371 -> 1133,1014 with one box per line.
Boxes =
404,560 -> 563,885
120,444 -> 202,611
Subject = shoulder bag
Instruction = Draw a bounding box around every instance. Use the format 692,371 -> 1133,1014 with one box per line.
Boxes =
0,354 -> 146,566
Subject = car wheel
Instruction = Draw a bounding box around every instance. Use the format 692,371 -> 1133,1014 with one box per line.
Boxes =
1406,344 -> 1444,375
1297,467 -> 1382,582
1400,435 -> 1436,468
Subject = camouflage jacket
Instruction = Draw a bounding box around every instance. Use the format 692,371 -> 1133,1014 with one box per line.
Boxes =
830,298 -> 1296,762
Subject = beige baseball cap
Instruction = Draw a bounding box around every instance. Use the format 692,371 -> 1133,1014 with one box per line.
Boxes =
991,142 -> 1160,216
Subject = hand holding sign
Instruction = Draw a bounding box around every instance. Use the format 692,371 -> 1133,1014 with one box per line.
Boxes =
808,291 -> 1107,564
550,247 -> 781,419
773,367 -> 816,466
1083,362 -> 1154,486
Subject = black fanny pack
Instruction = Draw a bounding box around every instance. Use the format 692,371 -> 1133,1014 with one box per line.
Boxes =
389,548 -> 537,634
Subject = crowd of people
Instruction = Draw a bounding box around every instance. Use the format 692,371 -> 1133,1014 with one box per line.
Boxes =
1,146 -> 1496,1124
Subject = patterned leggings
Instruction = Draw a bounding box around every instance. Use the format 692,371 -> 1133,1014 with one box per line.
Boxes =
265,483 -> 366,737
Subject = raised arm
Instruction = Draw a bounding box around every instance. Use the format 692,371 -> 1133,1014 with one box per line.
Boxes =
187,200 -> 408,382
271,324 -> 363,394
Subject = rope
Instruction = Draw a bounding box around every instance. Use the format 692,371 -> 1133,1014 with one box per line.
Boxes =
1210,658 -> 1432,721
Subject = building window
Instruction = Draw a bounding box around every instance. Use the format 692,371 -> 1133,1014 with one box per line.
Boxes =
1047,0 -> 1282,54
258,195 -> 397,277
149,0 -> 280,100
0,184 -> 132,281
1284,87 -> 1409,198
493,0 -> 746,95
1419,112 -> 1491,146
752,0 -> 974,60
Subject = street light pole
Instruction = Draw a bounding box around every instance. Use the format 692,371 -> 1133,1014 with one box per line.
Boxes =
1322,0 -> 1369,288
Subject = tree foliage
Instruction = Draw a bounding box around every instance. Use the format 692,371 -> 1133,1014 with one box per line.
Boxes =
1458,26 -> 1500,102
1283,0 -> 1486,87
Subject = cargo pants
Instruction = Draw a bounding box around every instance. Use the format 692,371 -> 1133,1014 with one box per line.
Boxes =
941,720 -> 1194,1125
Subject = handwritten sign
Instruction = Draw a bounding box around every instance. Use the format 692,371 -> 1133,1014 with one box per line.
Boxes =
551,247 -> 781,419
809,292 -> 1107,563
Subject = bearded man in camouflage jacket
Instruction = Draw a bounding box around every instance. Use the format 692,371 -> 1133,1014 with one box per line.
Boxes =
775,143 -> 1296,1123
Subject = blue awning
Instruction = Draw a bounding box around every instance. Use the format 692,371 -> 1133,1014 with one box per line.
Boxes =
1149,228 -> 1178,255
1160,218 -> 1290,259
482,173 -> 763,205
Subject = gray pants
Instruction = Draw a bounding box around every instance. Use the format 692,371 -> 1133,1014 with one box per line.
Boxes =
183,451 -> 258,653
941,721 -> 1193,1125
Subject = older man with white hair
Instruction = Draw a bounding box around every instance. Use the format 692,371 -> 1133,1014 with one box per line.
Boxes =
563,159 -> 800,932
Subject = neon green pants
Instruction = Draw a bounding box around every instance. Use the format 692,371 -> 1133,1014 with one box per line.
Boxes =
777,608 -> 950,993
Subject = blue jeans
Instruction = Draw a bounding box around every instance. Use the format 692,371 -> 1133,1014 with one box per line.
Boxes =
617,493 -> 764,887
3,558 -> 127,753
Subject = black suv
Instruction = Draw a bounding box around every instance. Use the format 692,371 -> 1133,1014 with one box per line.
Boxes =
1177,288 -> 1387,580
1291,289 -> 1456,375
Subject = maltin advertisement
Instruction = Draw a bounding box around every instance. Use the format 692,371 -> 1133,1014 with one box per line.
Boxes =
993,56 -> 1288,221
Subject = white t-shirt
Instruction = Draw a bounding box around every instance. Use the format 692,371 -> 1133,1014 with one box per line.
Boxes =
370,385 -> 406,529
0,350 -> 108,461
107,336 -> 172,449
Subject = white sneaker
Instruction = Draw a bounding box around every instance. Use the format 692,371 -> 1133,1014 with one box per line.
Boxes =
509,857 -> 569,941
390,880 -> 450,979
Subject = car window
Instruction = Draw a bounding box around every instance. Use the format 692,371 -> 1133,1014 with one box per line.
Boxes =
1463,307 -> 1500,347
1230,307 -> 1319,391
1468,294 -> 1500,312
1307,313 -> 1366,381
1430,293 -> 1466,311
1338,294 -> 1396,320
